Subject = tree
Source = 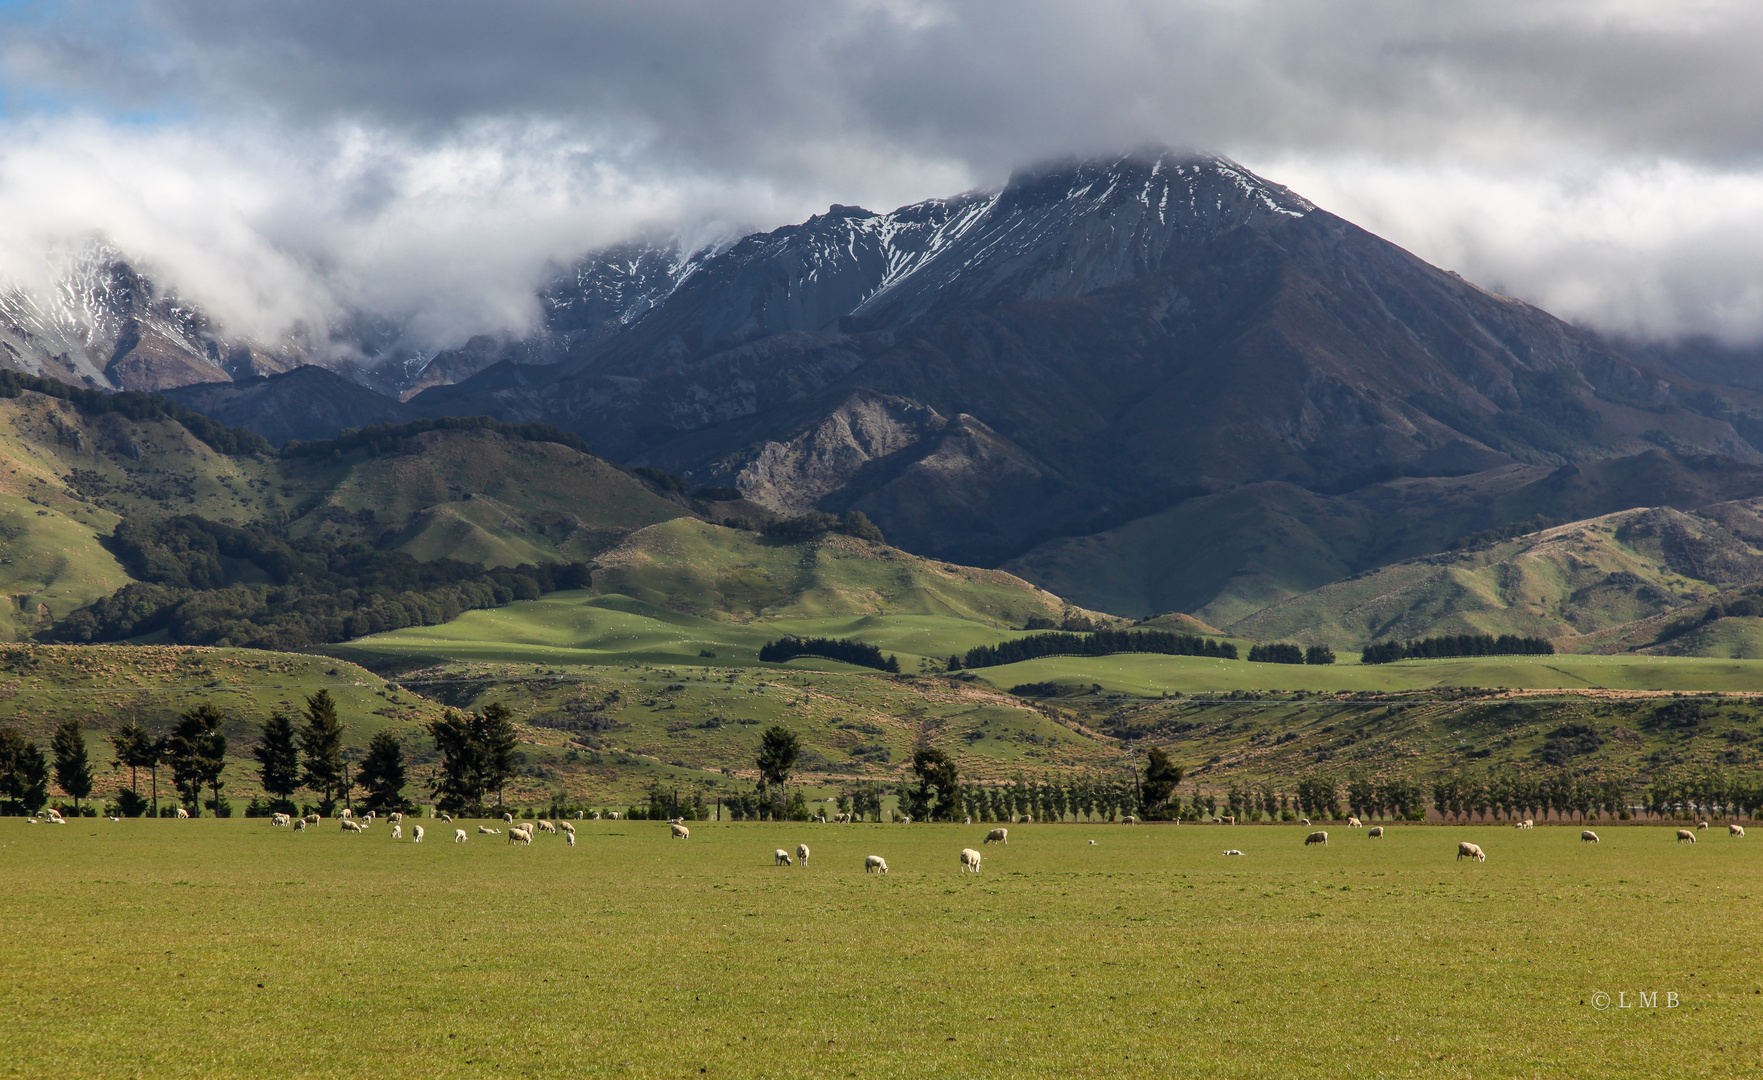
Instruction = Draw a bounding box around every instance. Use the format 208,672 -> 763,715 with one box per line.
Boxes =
756,726 -> 800,794
0,727 -> 50,816
356,730 -> 409,813
167,704 -> 229,817
908,746 -> 960,821
1140,747 -> 1184,815
49,718 -> 94,815
253,711 -> 301,812
427,703 -> 519,814
477,703 -> 520,807
106,720 -> 154,817
299,690 -> 346,813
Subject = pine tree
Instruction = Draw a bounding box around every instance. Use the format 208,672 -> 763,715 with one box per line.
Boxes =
0,726 -> 51,816
477,703 -> 520,808
167,704 -> 229,817
253,711 -> 301,812
356,730 -> 408,813
49,719 -> 94,815
299,690 -> 346,813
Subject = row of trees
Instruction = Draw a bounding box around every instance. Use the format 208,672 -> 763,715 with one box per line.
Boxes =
251,690 -> 412,815
1246,643 -> 1336,665
1360,633 -> 1554,665
954,629 -> 1237,670
757,636 -> 900,672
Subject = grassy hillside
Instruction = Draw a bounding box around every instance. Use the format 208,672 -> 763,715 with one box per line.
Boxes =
591,517 -> 1080,625
1226,503 -> 1763,650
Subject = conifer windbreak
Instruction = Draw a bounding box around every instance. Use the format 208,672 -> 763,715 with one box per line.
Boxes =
758,636 -> 900,672
956,629 -> 1236,670
1360,634 -> 1554,665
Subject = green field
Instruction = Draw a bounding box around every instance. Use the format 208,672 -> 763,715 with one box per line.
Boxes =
3,817 -> 1755,1078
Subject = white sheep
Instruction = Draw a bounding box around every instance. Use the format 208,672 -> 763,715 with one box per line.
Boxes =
391,824 -> 402,840
1346,817 -> 1362,828
1581,830 -> 1599,843
984,828 -> 1008,845
1457,841 -> 1486,862
1368,826 -> 1385,838
574,811 -> 583,820
566,832 -> 575,847
864,855 -> 888,874
559,821 -> 576,837
671,823 -> 690,840
1220,815 -> 1236,825
1730,824 -> 1746,838
176,808 -> 189,820
439,813 -> 453,823
962,816 -> 972,825
1677,829 -> 1697,843
413,825 -> 424,843
304,813 -> 321,825
608,812 -> 621,820
270,812 -> 290,827
340,808 -> 352,820
293,818 -> 306,832
1121,816 -> 1136,825
774,849 -> 793,866
478,825 -> 500,835
1299,818 -> 1310,826
960,847 -> 982,873
797,843 -> 809,866
508,826 -> 533,846
1221,849 -> 1244,856
1698,820 -> 1709,830
454,829 -> 468,843
1304,830 -> 1328,846
536,820 -> 557,835
503,812 -> 514,825
341,819 -> 363,833
1513,820 -> 1532,829
834,813 -> 849,824
1088,839 -> 1096,845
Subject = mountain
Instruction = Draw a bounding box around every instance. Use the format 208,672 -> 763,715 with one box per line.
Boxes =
161,365 -> 417,445
404,149 -> 1763,580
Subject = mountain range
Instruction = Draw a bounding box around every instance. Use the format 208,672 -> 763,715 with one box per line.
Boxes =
14,147 -> 1763,636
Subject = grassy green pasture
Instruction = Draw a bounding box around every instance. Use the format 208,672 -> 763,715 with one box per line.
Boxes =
4,818 -> 1756,1078
972,652 -> 1763,695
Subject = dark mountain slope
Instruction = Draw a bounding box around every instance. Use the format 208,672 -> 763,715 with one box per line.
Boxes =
162,365 -> 414,446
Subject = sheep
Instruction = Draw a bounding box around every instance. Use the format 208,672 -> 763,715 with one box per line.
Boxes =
340,808 -> 352,820
1088,839 -> 1096,845
1222,849 -> 1244,856
1299,817 -> 1310,826
1368,826 -> 1385,838
1581,830 -> 1599,843
270,812 -> 290,827
797,843 -> 809,866
439,813 -> 453,824
1347,817 -> 1362,828
341,819 -> 364,833
559,821 -> 576,837
1304,831 -> 1328,847
176,807 -> 189,819
1730,824 -> 1746,838
304,813 -> 321,825
293,819 -> 306,833
566,832 -> 575,848
774,849 -> 793,866
454,829 -> 467,843
503,812 -> 514,825
1513,820 -> 1532,829
864,855 -> 889,874
1018,815 -> 1034,825
962,816 -> 972,826
1698,821 -> 1709,830
984,828 -> 1008,845
478,825 -> 500,835
1220,815 -> 1235,825
413,825 -> 424,843
608,812 -> 621,820
1121,816 -> 1137,825
508,825 -> 533,845
1677,829 -> 1697,843
391,824 -> 403,840
536,819 -> 557,835
574,811 -> 583,820
590,812 -> 601,820
813,814 -> 826,823
389,813 -> 403,825
834,813 -> 850,824
1457,841 -> 1486,862
960,847 -> 982,873
671,823 -> 690,840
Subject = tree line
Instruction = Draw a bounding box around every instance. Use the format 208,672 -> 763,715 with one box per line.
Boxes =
757,636 -> 900,672
0,368 -> 272,456
759,510 -> 885,543
44,513 -> 589,650
953,629 -> 1237,670
1360,633 -> 1554,665
281,415 -> 591,459
1247,643 -> 1335,665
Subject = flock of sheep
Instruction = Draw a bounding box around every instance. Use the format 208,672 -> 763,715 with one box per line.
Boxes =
1222,814 -> 1748,862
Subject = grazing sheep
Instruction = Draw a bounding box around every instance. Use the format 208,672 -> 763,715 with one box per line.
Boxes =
962,816 -> 972,825
1698,821 -> 1709,830
608,812 -> 621,820
341,819 -> 363,833
293,819 -> 306,832
574,811 -> 583,820
1300,818 -> 1310,826
1730,824 -> 1746,838
566,832 -> 575,847
1121,816 -> 1137,825
1347,817 -> 1362,828
797,843 -> 809,866
478,825 -> 500,835
1678,829 -> 1697,843
814,814 -> 826,823
1304,831 -> 1329,847
340,808 -> 352,820
671,823 -> 690,840
1457,841 -> 1486,862
1018,815 -> 1034,825
439,813 -> 453,823
1222,849 -> 1244,856
389,813 -> 402,825
270,812 -> 290,827
508,826 -> 533,845
176,808 -> 189,819
984,828 -> 1008,845
1513,820 -> 1531,829
503,812 -> 514,825
536,820 -> 557,835
960,847 -> 982,873
864,855 -> 889,874
559,821 -> 576,837
454,829 -> 467,843
590,812 -> 602,820
1220,815 -> 1235,825
1089,840 -> 1096,845
1580,830 -> 1599,843
391,824 -> 402,840
774,849 -> 793,866
413,825 -> 424,843
834,813 -> 850,824
1368,826 -> 1385,838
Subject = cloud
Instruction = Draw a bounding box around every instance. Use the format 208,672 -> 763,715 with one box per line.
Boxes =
2,0 -> 1763,349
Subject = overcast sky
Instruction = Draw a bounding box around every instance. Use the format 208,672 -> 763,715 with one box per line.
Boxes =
3,0 -> 1762,349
